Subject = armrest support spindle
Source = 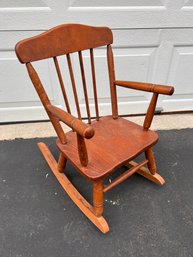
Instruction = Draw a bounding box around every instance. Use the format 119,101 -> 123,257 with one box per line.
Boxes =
77,134 -> 88,166
143,93 -> 158,130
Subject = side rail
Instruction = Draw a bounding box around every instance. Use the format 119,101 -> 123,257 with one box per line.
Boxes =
114,80 -> 174,130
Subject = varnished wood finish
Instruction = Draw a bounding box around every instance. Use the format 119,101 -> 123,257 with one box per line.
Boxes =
90,48 -> 99,120
66,54 -> 81,119
16,24 -> 174,233
115,80 -> 174,95
78,51 -> 91,123
143,92 -> 158,130
77,133 -> 88,167
93,180 -> 103,217
16,24 -> 113,63
38,142 -> 109,233
145,148 -> 157,175
46,104 -> 94,139
103,159 -> 148,193
107,45 -> 118,119
57,116 -> 159,180
53,57 -> 71,113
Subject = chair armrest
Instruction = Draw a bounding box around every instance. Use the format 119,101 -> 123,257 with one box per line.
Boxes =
47,104 -> 94,139
114,80 -> 174,95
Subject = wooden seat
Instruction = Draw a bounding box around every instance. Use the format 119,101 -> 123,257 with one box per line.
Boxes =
15,24 -> 174,233
57,116 -> 159,180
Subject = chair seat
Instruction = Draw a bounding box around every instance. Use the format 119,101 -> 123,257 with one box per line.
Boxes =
57,116 -> 159,180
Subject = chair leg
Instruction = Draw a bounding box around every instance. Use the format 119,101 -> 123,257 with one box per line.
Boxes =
58,153 -> 66,173
37,142 -> 109,233
93,180 -> 103,217
145,148 -> 157,175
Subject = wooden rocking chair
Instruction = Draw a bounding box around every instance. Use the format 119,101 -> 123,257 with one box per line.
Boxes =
15,24 -> 174,233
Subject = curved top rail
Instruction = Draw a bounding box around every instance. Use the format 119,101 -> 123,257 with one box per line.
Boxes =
15,24 -> 113,63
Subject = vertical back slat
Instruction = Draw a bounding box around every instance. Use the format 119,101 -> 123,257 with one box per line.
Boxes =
53,56 -> 71,114
66,53 -> 82,119
143,92 -> 158,130
78,51 -> 91,124
90,48 -> 99,121
107,45 -> 118,119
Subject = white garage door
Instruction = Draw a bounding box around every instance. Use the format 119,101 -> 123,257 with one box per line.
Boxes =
1,0 -> 193,122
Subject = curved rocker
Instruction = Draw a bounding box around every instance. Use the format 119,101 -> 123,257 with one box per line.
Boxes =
125,160 -> 165,186
37,142 -> 110,234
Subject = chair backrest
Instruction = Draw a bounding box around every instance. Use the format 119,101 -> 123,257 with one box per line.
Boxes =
16,24 -> 113,63
15,24 -> 119,146
15,24 -> 118,124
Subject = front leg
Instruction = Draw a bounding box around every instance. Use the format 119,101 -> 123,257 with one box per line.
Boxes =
37,142 -> 109,233
93,180 -> 104,217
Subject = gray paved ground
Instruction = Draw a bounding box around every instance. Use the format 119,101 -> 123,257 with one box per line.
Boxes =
0,129 -> 193,257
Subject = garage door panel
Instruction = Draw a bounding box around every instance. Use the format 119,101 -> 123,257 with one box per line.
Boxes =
1,0 -> 193,122
74,43 -> 159,117
169,46 -> 193,95
162,44 -> 193,111
0,56 -> 54,104
113,29 -> 160,47
77,47 -> 156,100
0,0 -> 52,30
183,0 -> 193,8
0,53 -> 57,122
69,0 -> 165,8
0,56 -> 38,103
154,29 -> 193,111
2,1 -> 193,29
63,0 -> 193,29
